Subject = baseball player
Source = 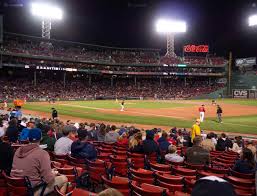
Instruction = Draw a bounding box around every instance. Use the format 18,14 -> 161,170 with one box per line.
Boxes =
120,100 -> 125,111
217,105 -> 223,123
198,104 -> 205,122
3,100 -> 8,110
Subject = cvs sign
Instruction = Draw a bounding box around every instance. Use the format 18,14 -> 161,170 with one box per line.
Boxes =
232,89 -> 249,98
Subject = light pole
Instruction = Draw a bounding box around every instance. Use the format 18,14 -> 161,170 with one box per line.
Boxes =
31,2 -> 63,39
156,19 -> 186,57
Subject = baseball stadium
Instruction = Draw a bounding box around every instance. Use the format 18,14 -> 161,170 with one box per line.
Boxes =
0,1 -> 257,196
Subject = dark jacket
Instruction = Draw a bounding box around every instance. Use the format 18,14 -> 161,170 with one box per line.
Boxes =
157,137 -> 171,152
233,160 -> 255,174
130,144 -> 144,154
0,140 -> 14,175
6,126 -> 19,143
71,140 -> 97,160
40,132 -> 56,152
142,139 -> 160,155
186,146 -> 210,165
216,138 -> 233,151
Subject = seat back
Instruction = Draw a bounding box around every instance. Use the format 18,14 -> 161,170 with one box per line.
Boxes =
155,172 -> 183,184
72,188 -> 97,196
102,176 -> 129,196
150,162 -> 171,172
130,181 -> 168,196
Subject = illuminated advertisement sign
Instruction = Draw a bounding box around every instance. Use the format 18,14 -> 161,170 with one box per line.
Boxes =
184,45 -> 209,53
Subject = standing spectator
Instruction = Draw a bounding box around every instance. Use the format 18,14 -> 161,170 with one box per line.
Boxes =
129,132 -> 143,153
0,121 -> 14,175
186,136 -> 210,165
104,125 -> 119,143
216,133 -> 232,151
191,119 -> 201,143
6,118 -> 19,143
233,148 -> 255,174
19,120 -> 35,141
157,132 -> 171,152
54,125 -> 75,155
14,106 -> 22,122
217,105 -> 223,123
71,129 -> 97,160
165,145 -> 184,163
11,128 -> 68,195
51,108 -> 58,119
201,133 -> 215,151
143,130 -> 160,155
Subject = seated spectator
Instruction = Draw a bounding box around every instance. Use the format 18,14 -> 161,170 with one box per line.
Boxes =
129,132 -> 143,153
54,125 -> 76,155
233,148 -> 256,174
71,129 -> 97,160
216,133 -> 232,151
97,123 -> 106,141
19,120 -> 35,141
143,130 -> 160,155
165,145 -> 184,163
11,128 -> 68,195
68,124 -> 78,141
230,137 -> 242,154
246,140 -> 256,159
157,132 -> 171,152
186,136 -> 210,165
19,117 -> 28,131
87,123 -> 97,140
118,125 -> 127,136
40,124 -> 56,152
201,133 -> 215,151
6,118 -> 19,143
0,121 -> 14,175
117,132 -> 129,146
104,125 -> 119,143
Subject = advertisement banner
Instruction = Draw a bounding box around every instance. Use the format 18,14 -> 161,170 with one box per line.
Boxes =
235,58 -> 256,67
232,89 -> 249,98
184,45 -> 209,53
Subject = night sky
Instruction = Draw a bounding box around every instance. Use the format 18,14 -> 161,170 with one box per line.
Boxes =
2,0 -> 257,58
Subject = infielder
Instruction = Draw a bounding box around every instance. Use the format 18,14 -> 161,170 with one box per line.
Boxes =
120,100 -> 125,111
198,104 -> 205,122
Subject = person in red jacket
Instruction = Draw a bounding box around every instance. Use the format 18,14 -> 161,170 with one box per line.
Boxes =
199,104 -> 205,122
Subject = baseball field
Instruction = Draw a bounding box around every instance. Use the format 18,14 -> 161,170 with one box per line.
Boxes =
22,99 -> 257,136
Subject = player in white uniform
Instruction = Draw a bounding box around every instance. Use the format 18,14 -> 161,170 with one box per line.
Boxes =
3,100 -> 7,110
120,100 -> 125,111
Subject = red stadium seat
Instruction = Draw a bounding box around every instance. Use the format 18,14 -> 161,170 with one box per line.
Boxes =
172,166 -> 196,179
184,162 -> 205,170
101,175 -> 129,196
71,188 -> 97,196
197,170 -> 225,178
149,162 -> 171,173
230,169 -> 255,179
130,181 -> 169,196
0,172 -> 7,196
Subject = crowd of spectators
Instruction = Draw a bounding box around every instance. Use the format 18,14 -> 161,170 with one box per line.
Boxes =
0,76 -> 224,100
0,112 -> 256,195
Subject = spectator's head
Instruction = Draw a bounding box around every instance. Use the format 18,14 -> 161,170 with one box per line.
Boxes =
221,133 -> 226,139
196,119 -> 201,125
162,131 -> 168,140
111,125 -> 116,131
27,119 -> 35,129
191,176 -> 236,196
9,118 -> 17,127
209,132 -> 215,138
193,136 -> 202,146
206,134 -> 212,139
28,128 -> 42,143
241,148 -> 255,168
66,120 -> 71,125
168,145 -> 177,154
62,125 -> 77,137
98,188 -> 123,196
77,129 -> 87,141
146,130 -> 155,140
134,132 -> 142,142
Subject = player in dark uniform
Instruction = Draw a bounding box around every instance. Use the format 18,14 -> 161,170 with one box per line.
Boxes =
217,105 -> 223,123
51,108 -> 58,119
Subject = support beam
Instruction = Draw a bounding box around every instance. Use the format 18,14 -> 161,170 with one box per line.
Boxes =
63,72 -> 66,88
159,77 -> 162,86
134,76 -> 137,86
184,77 -> 186,87
89,75 -> 92,85
34,71 -> 37,86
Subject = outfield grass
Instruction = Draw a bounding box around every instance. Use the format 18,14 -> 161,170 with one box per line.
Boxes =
23,100 -> 257,135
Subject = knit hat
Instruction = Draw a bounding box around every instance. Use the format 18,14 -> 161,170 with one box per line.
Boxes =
28,128 -> 42,142
191,176 -> 236,196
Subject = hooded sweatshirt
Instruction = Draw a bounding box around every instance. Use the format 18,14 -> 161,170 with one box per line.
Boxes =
11,143 -> 54,187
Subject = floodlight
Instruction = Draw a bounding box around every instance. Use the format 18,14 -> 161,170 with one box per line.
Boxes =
31,3 -> 63,20
248,14 -> 257,26
156,19 -> 186,33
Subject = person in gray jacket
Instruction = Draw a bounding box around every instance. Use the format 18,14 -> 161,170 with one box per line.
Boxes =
104,125 -> 119,143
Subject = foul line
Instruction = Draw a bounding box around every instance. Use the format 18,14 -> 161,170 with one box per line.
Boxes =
59,103 -> 188,120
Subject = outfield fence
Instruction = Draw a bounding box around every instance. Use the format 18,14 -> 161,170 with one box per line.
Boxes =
232,89 -> 257,99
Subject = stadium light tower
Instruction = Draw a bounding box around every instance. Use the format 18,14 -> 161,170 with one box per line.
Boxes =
156,19 -> 186,57
31,2 -> 63,39
248,14 -> 257,26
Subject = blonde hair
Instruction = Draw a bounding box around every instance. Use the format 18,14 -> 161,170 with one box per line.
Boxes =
129,132 -> 142,149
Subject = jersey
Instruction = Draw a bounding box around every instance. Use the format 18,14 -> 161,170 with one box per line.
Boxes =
199,106 -> 205,112
191,124 -> 201,142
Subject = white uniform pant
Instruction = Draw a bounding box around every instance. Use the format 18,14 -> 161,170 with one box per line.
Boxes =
120,105 -> 124,111
200,112 -> 205,122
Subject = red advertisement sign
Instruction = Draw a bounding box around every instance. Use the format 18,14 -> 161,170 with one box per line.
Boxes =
184,45 -> 209,53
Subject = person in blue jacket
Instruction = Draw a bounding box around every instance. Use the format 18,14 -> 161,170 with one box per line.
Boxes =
19,120 -> 35,141
71,129 -> 97,161
157,132 -> 171,152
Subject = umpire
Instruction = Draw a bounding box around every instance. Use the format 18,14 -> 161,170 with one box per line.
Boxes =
51,108 -> 58,119
217,105 -> 223,123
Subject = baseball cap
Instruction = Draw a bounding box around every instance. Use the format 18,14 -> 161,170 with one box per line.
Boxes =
77,129 -> 87,140
28,128 -> 42,142
191,176 -> 236,196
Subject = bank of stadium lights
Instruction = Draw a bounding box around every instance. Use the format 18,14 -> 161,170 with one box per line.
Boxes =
156,19 -> 186,57
248,14 -> 257,26
31,2 -> 63,39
